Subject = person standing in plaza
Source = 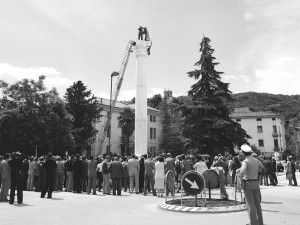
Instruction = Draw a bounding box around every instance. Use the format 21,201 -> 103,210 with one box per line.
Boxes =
0,153 -> 11,202
73,154 -> 83,193
9,152 -> 23,204
102,155 -> 111,194
238,144 -> 264,225
55,156 -> 64,191
290,156 -> 297,186
64,155 -> 74,192
110,156 -> 123,195
271,157 -> 278,186
139,156 -> 145,193
122,157 -> 129,192
27,156 -> 36,191
181,155 -> 193,175
81,156 -> 88,192
96,157 -> 103,192
128,154 -> 140,194
143,154 -> 156,196
154,156 -> 165,197
41,152 -> 57,199
87,155 -> 97,195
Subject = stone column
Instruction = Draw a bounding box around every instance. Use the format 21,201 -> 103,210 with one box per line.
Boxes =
134,41 -> 148,156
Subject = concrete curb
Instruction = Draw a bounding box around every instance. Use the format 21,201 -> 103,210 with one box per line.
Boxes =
158,201 -> 247,213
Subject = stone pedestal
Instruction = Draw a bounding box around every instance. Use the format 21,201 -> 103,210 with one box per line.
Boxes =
134,41 -> 149,156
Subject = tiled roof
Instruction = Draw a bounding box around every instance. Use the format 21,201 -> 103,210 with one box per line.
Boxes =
231,108 -> 280,118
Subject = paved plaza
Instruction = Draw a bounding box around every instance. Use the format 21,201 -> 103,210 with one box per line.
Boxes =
1,173 -> 299,225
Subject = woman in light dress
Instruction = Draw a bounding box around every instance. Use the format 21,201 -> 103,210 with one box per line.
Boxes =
154,156 -> 165,197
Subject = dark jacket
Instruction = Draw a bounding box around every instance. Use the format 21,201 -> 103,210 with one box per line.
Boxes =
110,161 -> 123,178
44,158 -> 57,175
102,160 -> 111,175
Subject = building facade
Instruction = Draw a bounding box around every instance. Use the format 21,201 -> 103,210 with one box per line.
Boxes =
231,107 -> 286,154
91,98 -> 161,156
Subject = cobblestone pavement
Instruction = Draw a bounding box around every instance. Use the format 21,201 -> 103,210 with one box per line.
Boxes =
1,172 -> 299,225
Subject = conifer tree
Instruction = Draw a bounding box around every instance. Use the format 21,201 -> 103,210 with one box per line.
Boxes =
181,37 -> 250,155
65,81 -> 102,154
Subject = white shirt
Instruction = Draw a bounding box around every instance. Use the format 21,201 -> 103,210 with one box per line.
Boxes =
97,162 -> 103,172
193,161 -> 208,175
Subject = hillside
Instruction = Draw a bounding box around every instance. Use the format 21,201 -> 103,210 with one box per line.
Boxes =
230,92 -> 300,120
170,92 -> 300,120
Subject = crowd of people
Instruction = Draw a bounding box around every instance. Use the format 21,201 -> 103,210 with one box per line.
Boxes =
0,149 -> 298,205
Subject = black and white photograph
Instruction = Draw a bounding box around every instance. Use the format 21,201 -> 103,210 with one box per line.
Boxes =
0,1 -> 299,225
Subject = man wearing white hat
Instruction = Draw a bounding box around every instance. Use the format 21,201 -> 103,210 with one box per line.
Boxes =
238,144 -> 264,225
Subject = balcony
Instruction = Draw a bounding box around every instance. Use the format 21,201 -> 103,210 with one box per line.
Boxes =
272,132 -> 278,137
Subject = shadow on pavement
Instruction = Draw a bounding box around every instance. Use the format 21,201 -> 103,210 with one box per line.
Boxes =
50,197 -> 64,200
262,209 -> 279,213
14,203 -> 33,207
261,201 -> 282,204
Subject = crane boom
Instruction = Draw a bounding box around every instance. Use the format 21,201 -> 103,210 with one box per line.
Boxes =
95,40 -> 136,156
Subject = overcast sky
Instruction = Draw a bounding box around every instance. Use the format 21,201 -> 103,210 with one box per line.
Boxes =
0,0 -> 299,100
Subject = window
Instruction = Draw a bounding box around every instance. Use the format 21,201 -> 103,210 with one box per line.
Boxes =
236,119 -> 241,122
272,118 -> 276,121
150,128 -> 156,139
274,139 -> 278,148
150,115 -> 156,122
273,126 -> 277,133
257,118 -> 262,121
257,126 -> 263,133
258,139 -> 264,147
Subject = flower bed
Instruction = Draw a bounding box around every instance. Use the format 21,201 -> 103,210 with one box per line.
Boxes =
167,198 -> 243,207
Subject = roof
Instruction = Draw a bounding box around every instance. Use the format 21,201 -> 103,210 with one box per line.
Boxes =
231,107 -> 280,119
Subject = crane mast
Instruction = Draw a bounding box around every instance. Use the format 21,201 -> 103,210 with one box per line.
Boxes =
95,40 -> 136,156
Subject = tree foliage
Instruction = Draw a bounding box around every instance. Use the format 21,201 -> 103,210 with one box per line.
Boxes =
65,81 -> 102,154
0,76 -> 74,156
147,94 -> 163,109
180,37 -> 250,155
158,91 -> 184,155
117,107 -> 135,156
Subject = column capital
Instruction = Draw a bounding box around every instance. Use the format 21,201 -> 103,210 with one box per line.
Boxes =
134,40 -> 151,56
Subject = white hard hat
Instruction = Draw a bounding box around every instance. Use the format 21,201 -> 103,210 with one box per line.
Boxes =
241,144 -> 252,153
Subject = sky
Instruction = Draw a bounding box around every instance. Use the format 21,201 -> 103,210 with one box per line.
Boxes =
0,0 -> 299,100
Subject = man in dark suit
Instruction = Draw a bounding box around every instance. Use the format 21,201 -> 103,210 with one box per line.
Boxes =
143,155 -> 156,196
110,156 -> 123,195
9,152 -> 23,204
81,156 -> 88,192
41,152 -> 57,198
73,154 -> 83,193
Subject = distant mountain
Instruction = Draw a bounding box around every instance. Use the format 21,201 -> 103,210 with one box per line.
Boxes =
230,92 -> 300,120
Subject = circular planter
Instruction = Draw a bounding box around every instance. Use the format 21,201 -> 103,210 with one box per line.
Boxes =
158,198 -> 246,213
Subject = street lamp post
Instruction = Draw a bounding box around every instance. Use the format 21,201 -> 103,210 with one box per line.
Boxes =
108,72 -> 119,154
